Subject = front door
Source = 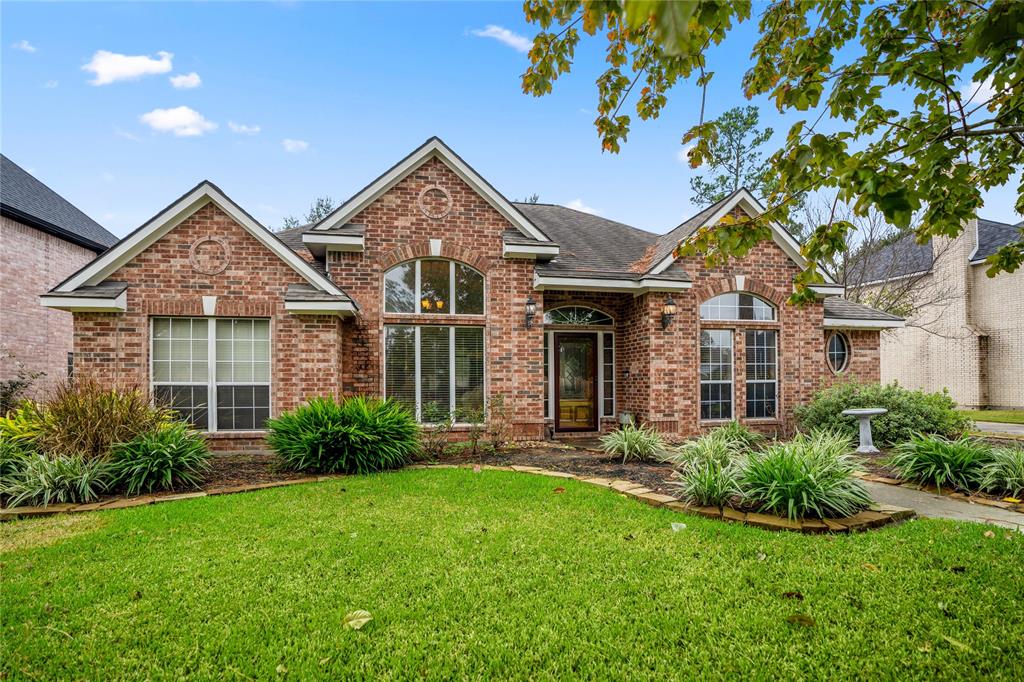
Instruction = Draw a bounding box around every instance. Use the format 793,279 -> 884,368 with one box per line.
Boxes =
554,333 -> 598,432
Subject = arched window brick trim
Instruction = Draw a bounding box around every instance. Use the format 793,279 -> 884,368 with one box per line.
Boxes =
692,277 -> 786,310
379,241 -> 490,274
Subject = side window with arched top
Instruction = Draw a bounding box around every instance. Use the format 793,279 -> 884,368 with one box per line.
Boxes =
384,259 -> 484,315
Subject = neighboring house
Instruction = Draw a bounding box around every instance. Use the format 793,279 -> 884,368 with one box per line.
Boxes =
1,154 -> 118,395
41,138 -> 900,449
853,218 -> 1024,409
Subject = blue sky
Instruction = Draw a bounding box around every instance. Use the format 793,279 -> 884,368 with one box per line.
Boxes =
2,1 -> 1019,239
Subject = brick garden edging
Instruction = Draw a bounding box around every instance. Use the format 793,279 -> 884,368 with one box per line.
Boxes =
853,471 -> 1024,515
0,464 -> 915,532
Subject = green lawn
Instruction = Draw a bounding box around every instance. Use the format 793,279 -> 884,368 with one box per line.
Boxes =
962,409 -> 1024,425
2,469 -> 1022,680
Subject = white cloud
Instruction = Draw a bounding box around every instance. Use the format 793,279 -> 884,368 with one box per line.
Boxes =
282,138 -> 309,153
169,72 -> 201,89
470,25 -> 532,53
962,75 -> 997,105
12,40 -> 37,53
43,80 -> 59,89
676,143 -> 696,165
83,50 -> 173,85
228,121 -> 261,135
139,106 -> 216,137
114,126 -> 140,142
566,198 -> 599,215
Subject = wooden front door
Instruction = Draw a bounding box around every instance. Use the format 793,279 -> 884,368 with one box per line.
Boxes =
554,333 -> 598,432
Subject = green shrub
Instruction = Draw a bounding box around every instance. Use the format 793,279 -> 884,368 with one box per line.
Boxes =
673,461 -> 741,507
794,381 -> 971,446
600,423 -> 666,463
0,438 -> 34,483
887,434 -> 991,492
0,402 -> 45,446
267,396 -> 419,474
978,447 -> 1024,497
109,423 -> 211,495
38,378 -> 171,459
707,420 -> 764,450
740,431 -> 870,520
1,454 -> 112,507
664,433 -> 741,470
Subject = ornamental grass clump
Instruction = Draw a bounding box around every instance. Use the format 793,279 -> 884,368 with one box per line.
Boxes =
600,423 -> 666,463
664,433 -> 741,471
1,453 -> 112,508
740,431 -> 871,520
673,461 -> 742,507
887,434 -> 992,493
109,423 -> 211,495
267,396 -> 419,475
978,447 -> 1024,498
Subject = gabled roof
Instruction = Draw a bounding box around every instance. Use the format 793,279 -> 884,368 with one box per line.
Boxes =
971,218 -> 1022,263
311,137 -> 552,243
1,154 -> 118,252
854,232 -> 934,284
646,190 -> 742,273
50,181 -> 351,303
823,298 -> 904,329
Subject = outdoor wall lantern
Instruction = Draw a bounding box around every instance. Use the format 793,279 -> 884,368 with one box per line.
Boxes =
661,295 -> 677,330
525,296 -> 537,328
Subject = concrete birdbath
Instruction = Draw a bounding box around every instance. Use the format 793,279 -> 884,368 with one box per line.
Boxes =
842,408 -> 888,454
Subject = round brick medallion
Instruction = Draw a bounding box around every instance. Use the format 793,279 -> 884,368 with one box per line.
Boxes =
417,184 -> 452,220
189,236 -> 229,275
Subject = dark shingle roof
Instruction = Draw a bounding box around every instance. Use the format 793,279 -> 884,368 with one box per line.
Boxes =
973,218 -> 1022,261
854,232 -> 934,284
49,281 -> 128,299
647,190 -> 742,270
824,298 -> 903,322
1,154 -> 117,251
284,283 -> 353,303
513,202 -> 661,275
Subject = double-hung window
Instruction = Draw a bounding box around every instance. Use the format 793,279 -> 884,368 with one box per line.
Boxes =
151,317 -> 271,431
700,330 -> 733,420
384,325 -> 484,422
745,330 -> 777,418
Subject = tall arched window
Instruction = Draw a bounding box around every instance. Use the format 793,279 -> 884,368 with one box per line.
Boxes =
699,292 -> 778,421
384,259 -> 484,315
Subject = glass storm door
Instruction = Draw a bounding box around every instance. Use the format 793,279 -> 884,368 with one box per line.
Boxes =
555,333 -> 597,432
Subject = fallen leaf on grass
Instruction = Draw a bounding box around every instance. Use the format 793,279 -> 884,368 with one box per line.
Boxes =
862,563 -> 879,572
276,664 -> 288,674
782,591 -> 804,601
553,487 -> 566,494
756,552 -> 767,561
473,465 -> 482,473
941,635 -> 973,652
786,614 -> 815,627
983,530 -> 995,538
343,610 -> 373,630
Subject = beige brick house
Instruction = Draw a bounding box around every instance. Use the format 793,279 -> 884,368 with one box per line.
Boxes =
854,217 -> 1023,409
1,155 -> 118,395
41,138 -> 901,448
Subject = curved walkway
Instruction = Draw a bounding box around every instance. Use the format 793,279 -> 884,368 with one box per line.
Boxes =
863,481 -> 1023,531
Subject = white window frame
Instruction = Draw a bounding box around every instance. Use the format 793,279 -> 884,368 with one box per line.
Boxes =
700,329 -> 734,421
699,292 -> 776,322
744,329 -> 778,419
382,324 -> 486,423
150,317 -> 272,432
383,259 -> 485,316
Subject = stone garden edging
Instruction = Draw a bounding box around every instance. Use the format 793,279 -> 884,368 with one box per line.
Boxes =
0,464 -> 916,532
853,471 -> 1024,515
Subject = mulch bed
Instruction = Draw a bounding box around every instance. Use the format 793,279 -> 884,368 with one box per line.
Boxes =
440,443 -> 681,496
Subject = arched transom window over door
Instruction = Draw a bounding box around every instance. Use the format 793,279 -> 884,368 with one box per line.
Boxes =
542,306 -> 615,428
384,259 -> 484,315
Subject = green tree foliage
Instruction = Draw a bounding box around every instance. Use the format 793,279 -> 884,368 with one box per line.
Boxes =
520,0 -> 1023,302
280,195 -> 336,231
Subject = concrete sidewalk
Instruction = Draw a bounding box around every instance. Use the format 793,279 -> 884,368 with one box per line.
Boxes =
973,421 -> 1024,437
864,481 -> 1023,531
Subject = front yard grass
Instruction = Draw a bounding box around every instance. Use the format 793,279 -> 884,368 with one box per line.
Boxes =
2,469 -> 1022,680
962,409 -> 1024,425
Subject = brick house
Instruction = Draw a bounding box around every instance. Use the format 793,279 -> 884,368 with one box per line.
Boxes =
853,217 -> 1023,409
42,138 -> 901,449
1,154 -> 118,395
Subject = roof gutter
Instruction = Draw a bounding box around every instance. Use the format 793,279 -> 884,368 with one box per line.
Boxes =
1,204 -> 112,253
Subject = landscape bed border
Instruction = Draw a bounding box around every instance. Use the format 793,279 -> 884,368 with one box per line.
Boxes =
0,463 -> 915,533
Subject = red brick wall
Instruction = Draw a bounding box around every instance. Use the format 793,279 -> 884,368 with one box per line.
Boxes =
328,157 -> 545,439
71,202 -> 344,450
1,216 -> 100,397
822,329 -> 881,385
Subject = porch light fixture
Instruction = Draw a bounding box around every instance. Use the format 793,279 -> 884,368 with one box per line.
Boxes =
525,296 -> 537,328
661,295 -> 677,330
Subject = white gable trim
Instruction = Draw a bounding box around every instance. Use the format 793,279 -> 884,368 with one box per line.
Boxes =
650,188 -> 837,284
54,182 -> 346,297
311,137 -> 550,243
823,317 -> 904,330
40,291 -> 128,313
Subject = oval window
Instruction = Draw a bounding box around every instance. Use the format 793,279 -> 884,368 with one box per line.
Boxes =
826,332 -> 850,373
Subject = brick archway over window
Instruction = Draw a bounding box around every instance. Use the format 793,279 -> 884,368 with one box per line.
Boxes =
379,241 -> 490,274
692,276 -> 786,310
